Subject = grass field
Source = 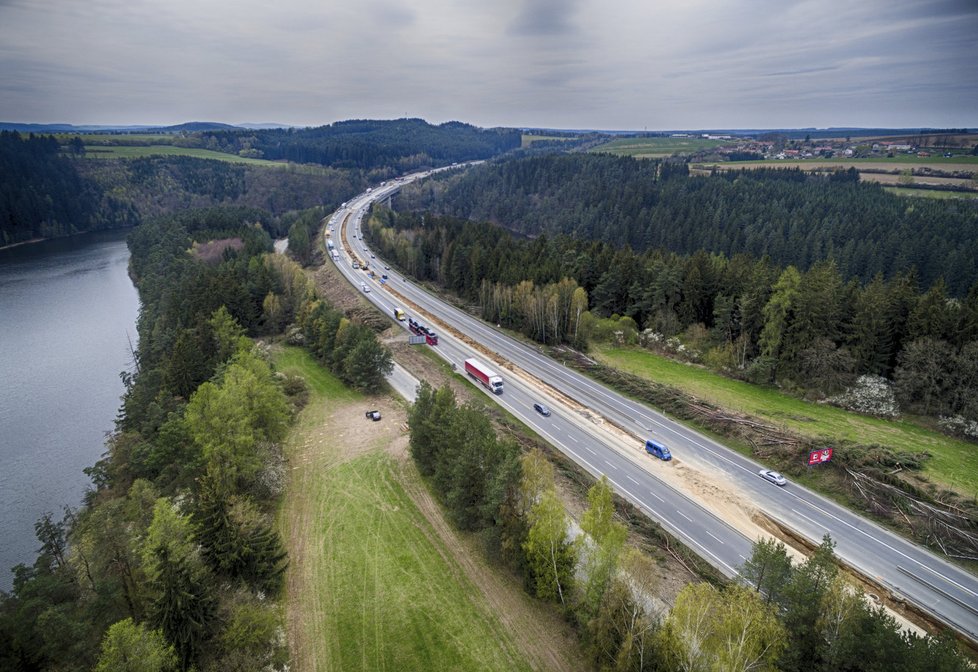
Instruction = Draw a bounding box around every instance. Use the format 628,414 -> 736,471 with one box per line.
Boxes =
591,136 -> 734,157
82,144 -> 285,165
593,344 -> 978,495
696,157 -> 978,173
274,346 -> 546,671
57,133 -> 180,144
884,186 -> 978,200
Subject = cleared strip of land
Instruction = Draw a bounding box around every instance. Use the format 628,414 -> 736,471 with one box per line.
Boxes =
593,344 -> 978,494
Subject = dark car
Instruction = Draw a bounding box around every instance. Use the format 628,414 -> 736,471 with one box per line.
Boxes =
533,402 -> 551,416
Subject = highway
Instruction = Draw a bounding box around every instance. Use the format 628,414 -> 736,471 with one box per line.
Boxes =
327,170 -> 978,642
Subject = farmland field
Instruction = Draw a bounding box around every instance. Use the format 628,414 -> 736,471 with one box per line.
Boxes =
696,157 -> 978,173
82,144 -> 285,165
275,346 -> 577,672
592,135 -> 735,157
593,344 -> 978,495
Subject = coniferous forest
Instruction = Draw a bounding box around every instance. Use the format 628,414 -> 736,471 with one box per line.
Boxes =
198,119 -> 522,171
0,131 -> 135,247
406,153 -> 978,295
367,160 -> 978,423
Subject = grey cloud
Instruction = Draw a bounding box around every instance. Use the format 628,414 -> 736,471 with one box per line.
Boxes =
508,0 -> 582,37
0,0 -> 974,129
762,66 -> 841,78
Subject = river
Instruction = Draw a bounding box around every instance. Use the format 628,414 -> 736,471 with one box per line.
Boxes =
0,230 -> 139,591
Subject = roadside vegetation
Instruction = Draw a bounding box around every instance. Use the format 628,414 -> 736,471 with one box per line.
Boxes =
369,153 -> 978,561
407,380 -> 972,671
593,344 -> 978,493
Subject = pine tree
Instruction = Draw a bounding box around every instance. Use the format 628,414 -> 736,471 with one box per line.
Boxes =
151,546 -> 214,671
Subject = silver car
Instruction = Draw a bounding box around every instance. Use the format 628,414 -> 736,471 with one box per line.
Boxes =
758,469 -> 787,486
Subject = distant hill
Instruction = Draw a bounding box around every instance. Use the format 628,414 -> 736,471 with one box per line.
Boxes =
236,122 -> 293,130
199,118 -> 522,171
156,121 -> 240,132
0,121 -> 244,133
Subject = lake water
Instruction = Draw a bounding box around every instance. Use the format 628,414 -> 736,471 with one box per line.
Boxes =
0,230 -> 139,591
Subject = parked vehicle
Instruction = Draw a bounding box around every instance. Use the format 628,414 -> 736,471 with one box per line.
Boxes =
644,439 -> 672,461
758,469 -> 787,486
464,358 -> 503,394
533,402 -> 551,416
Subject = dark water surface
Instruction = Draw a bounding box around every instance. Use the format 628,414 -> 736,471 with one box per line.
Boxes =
0,230 -> 139,590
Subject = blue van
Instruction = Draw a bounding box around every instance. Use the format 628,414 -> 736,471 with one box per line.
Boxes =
645,439 -> 672,461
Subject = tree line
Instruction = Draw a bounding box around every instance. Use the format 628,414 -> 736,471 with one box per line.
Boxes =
0,205 -> 393,670
364,207 -> 978,425
400,153 -> 978,296
197,118 -> 521,173
407,383 -> 970,671
0,131 -> 135,247
77,155 -> 366,234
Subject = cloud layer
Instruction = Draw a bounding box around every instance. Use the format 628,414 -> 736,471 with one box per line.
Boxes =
0,0 -> 974,129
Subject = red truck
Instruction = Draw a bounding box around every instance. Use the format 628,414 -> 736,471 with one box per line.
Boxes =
464,358 -> 503,394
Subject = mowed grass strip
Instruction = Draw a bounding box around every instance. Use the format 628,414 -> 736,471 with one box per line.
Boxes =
593,344 -> 978,494
274,346 -> 533,672
315,453 -> 530,671
82,144 -> 287,165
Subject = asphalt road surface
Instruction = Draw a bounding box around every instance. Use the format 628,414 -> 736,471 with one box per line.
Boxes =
329,169 -> 978,643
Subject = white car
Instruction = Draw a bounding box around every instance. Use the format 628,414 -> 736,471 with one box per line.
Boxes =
758,469 -> 787,486
360,283 -> 370,293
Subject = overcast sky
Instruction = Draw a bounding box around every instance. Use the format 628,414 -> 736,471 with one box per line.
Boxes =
0,0 -> 975,130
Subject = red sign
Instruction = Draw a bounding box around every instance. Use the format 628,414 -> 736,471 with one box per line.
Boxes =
808,448 -> 833,466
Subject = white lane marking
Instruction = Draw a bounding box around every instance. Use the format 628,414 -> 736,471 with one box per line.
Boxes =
568,435 -> 578,443
676,510 -> 693,523
604,460 -> 617,471
707,531 -> 725,545
400,262 -> 978,600
583,446 -> 595,455
605,478 -> 739,576
627,475 -> 640,485
648,491 -> 664,503
791,508 -> 829,531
